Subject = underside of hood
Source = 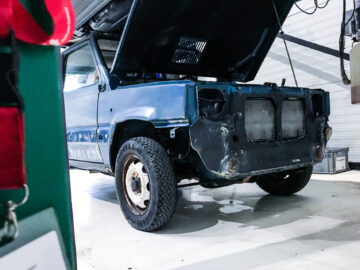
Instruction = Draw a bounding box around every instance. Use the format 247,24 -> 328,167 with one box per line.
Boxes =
111,0 -> 295,82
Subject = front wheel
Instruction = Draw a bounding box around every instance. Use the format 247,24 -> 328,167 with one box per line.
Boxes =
256,166 -> 313,196
115,137 -> 177,231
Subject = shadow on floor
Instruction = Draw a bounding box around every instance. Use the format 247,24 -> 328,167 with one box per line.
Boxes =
159,192 -> 314,234
89,180 -> 118,204
87,177 -> 360,235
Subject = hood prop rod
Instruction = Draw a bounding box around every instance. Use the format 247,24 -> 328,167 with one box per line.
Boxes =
272,0 -> 299,87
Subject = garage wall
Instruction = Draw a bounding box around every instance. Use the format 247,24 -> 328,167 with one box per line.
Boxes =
252,0 -> 360,163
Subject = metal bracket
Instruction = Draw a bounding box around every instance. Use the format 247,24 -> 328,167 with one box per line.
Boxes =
170,127 -> 179,139
1,184 -> 29,245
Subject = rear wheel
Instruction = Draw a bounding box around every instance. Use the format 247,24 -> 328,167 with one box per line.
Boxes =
115,137 -> 177,231
256,166 -> 313,196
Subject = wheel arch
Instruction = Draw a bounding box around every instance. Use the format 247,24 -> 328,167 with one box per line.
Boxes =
109,120 -> 158,173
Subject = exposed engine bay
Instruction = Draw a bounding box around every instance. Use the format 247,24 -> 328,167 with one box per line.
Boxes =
189,84 -> 331,180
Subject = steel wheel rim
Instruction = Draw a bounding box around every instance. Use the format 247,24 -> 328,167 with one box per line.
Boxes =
122,155 -> 150,215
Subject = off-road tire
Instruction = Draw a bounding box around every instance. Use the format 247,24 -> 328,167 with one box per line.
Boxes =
256,166 -> 313,196
115,137 -> 177,231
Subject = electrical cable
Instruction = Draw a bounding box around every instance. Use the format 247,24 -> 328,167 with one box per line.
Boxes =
339,0 -> 355,85
295,0 -> 331,14
273,0 -> 299,87
293,0 -> 354,86
345,0 -> 356,25
317,0 -> 331,9
295,1 -> 318,15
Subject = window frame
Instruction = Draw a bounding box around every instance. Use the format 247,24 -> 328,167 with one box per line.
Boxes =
96,38 -> 119,71
63,40 -> 103,93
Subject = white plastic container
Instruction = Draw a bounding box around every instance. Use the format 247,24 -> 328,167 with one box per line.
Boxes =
313,147 -> 350,174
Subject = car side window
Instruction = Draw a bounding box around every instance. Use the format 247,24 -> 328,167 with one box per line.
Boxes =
64,44 -> 99,93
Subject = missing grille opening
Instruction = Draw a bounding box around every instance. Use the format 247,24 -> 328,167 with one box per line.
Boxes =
198,89 -> 226,118
245,98 -> 276,142
282,99 -> 306,139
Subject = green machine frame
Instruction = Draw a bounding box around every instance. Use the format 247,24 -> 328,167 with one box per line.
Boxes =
0,7 -> 76,270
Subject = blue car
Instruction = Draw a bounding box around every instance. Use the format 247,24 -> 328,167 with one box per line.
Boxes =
63,0 -> 331,231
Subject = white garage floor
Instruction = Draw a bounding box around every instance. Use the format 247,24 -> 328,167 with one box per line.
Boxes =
70,170 -> 360,270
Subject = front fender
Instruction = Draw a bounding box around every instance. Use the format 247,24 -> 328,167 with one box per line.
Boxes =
97,81 -> 196,166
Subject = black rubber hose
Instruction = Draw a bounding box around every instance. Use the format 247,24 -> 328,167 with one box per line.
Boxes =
317,0 -> 330,9
339,0 -> 355,85
295,1 -> 318,15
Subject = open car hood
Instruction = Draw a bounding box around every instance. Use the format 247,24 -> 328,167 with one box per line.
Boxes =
73,0 -> 112,30
111,0 -> 295,82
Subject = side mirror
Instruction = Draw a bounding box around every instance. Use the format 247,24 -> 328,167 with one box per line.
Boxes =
98,84 -> 106,92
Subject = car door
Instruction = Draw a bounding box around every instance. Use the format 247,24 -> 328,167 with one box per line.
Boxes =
63,42 -> 104,163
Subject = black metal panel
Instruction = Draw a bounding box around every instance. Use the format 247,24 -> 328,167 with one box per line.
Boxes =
111,0 -> 295,81
189,84 -> 330,179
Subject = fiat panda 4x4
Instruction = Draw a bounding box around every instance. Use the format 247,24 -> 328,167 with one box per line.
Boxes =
63,0 -> 332,231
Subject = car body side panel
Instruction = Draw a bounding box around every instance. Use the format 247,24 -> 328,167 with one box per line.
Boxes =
63,40 -> 105,163
64,86 -> 103,163
97,81 -> 195,166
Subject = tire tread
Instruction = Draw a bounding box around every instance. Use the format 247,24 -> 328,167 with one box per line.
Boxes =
115,137 -> 177,231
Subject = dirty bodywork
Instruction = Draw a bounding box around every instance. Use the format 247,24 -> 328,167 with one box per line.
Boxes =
189,84 -> 330,182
